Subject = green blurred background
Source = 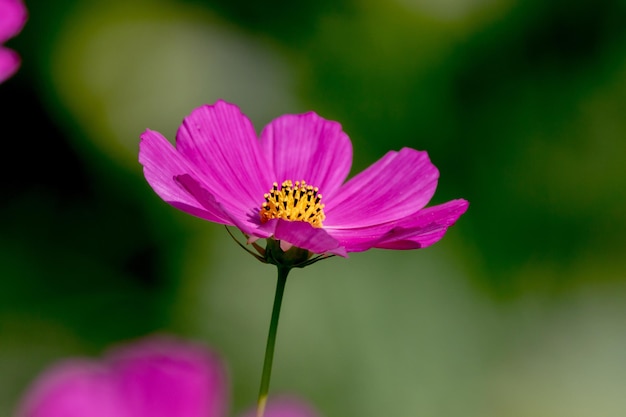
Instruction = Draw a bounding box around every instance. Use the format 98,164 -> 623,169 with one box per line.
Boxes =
2,0 -> 626,415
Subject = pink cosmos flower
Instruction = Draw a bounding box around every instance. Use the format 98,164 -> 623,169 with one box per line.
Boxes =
0,0 -> 27,83
139,100 -> 467,261
15,336 -> 320,417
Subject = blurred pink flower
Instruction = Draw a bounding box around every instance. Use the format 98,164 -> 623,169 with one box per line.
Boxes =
139,100 -> 468,259
0,0 -> 27,83
15,336 -> 320,417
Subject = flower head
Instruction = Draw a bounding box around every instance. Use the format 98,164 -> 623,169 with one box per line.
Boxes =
15,336 -> 320,417
0,0 -> 27,83
139,100 -> 468,263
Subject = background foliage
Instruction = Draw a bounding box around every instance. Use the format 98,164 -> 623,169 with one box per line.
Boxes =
2,0 -> 625,416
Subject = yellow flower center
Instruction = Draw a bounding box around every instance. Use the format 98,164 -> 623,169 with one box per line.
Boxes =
260,180 -> 326,228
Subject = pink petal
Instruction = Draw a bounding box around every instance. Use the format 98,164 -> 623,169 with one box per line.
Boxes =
108,336 -> 228,417
0,46 -> 20,83
15,336 -> 229,417
175,174 -> 264,237
15,361 -> 130,417
0,0 -> 27,43
259,219 -> 346,256
175,100 -> 273,213
259,112 -> 352,199
324,148 -> 439,228
374,199 -> 469,250
326,222 -> 398,253
326,199 -> 468,253
239,396 -> 321,417
139,129 -> 233,224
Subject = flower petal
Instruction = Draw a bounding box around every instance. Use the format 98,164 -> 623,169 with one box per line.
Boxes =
326,222 -> 398,253
176,174 -> 264,237
15,361 -> 127,417
260,112 -> 352,199
374,199 -> 469,250
260,219 -> 347,256
139,129 -> 233,224
326,199 -> 468,252
0,47 -> 20,83
175,100 -> 272,212
108,336 -> 228,417
0,0 -> 27,43
15,337 -> 229,417
324,148 -> 439,228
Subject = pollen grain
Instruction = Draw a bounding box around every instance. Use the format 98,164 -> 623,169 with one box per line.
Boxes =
260,180 -> 325,228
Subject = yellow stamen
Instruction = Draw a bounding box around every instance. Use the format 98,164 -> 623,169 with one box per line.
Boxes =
260,180 -> 325,228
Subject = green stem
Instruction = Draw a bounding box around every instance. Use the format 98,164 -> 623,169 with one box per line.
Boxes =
256,266 -> 290,417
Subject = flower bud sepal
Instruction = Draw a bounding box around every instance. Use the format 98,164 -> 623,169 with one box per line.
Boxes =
264,238 -> 314,269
